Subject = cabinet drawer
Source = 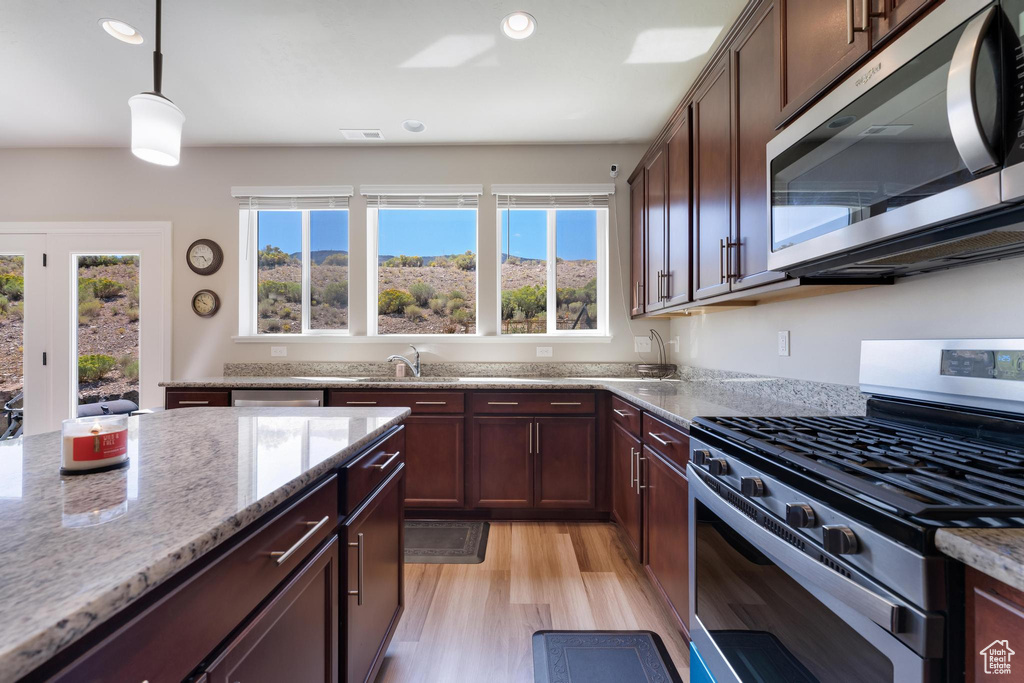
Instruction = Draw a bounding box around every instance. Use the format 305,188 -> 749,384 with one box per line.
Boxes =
470,392 -> 595,414
53,476 -> 337,683
340,426 -> 405,514
610,396 -> 642,437
328,391 -> 464,414
642,413 -> 689,471
165,389 -> 232,409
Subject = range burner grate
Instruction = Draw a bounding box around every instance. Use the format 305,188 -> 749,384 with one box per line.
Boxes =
697,415 -> 1024,520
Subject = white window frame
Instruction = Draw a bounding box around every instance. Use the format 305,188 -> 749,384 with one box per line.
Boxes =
496,206 -> 609,337
366,205 -> 481,337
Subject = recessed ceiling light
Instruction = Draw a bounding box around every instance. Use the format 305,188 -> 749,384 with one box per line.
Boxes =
501,11 -> 536,40
402,120 -> 426,133
99,18 -> 144,44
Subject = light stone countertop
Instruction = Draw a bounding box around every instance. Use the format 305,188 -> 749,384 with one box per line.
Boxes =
935,529 -> 1024,592
0,406 -> 408,682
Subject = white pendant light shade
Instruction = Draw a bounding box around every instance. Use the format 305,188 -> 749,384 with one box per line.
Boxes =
128,93 -> 184,166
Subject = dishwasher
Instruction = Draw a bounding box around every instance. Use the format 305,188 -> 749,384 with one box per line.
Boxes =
231,389 -> 325,407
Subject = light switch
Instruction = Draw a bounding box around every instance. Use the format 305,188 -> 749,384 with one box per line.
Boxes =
635,336 -> 652,353
271,346 -> 287,357
777,331 -> 790,357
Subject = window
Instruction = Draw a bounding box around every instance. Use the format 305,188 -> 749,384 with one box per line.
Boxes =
235,187 -> 352,336
364,186 -> 481,335
496,186 -> 610,336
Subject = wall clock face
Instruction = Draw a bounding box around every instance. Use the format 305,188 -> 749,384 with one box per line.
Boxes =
192,289 -> 220,318
187,239 -> 224,275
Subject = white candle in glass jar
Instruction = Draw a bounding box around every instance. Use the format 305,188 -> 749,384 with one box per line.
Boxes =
60,415 -> 129,474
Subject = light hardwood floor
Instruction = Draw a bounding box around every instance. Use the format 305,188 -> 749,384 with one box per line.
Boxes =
376,521 -> 690,683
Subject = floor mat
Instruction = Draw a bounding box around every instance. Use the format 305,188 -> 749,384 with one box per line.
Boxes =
532,630 -> 684,683
404,520 -> 489,564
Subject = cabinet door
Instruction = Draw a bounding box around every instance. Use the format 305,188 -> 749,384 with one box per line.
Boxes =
471,417 -> 534,508
629,174 -> 646,316
205,537 -> 339,683
403,416 -> 464,508
664,113 -> 692,308
343,466 -> 405,683
693,54 -> 734,300
645,145 -> 668,312
732,1 -> 786,291
643,448 -> 690,638
535,417 -> 595,509
966,567 -> 1024,682
778,0 -> 872,123
611,423 -> 643,561
872,0 -> 935,46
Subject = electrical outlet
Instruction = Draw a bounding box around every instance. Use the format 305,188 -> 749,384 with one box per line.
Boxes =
777,331 -> 790,357
271,346 -> 287,358
536,346 -> 553,358
634,336 -> 652,353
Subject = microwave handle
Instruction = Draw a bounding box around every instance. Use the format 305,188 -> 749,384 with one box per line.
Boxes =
946,6 -> 999,174
689,464 -> 905,635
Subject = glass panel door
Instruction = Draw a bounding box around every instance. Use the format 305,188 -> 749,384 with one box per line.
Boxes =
0,235 -> 45,438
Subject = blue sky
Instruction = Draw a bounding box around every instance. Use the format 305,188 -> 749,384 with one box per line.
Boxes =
257,208 -> 598,260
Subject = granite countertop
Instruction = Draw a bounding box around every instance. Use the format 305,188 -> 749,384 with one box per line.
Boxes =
161,376 -> 833,428
0,406 -> 408,682
935,528 -> 1024,592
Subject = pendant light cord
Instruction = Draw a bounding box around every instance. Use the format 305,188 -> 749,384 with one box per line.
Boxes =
152,0 -> 163,95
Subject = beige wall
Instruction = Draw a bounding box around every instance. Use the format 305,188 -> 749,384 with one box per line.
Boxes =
670,257 -> 1024,386
0,144 -> 670,379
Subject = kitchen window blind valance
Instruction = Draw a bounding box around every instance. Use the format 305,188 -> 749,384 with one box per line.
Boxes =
231,185 -> 353,210
492,183 -> 615,209
361,184 -> 483,209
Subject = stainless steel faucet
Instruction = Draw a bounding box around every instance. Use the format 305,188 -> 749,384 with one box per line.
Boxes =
386,345 -> 421,377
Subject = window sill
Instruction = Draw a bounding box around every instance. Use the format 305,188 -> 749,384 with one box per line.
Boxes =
232,334 -> 613,344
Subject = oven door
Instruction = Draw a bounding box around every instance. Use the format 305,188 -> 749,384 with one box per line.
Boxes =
766,0 -> 1008,274
687,465 -> 942,683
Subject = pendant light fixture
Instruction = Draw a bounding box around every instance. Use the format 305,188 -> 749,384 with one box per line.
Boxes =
128,0 -> 184,166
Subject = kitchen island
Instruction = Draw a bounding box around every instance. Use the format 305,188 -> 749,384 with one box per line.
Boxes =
0,406 -> 409,683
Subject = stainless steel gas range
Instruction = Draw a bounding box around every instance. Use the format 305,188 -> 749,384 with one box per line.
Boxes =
687,339 -> 1024,683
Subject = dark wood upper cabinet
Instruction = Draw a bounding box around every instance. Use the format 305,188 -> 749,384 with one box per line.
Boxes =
611,423 -> 643,562
343,466 -> 405,683
645,145 -> 668,312
664,113 -> 692,308
872,0 -> 936,46
629,175 -> 646,316
403,416 -> 464,509
471,417 -> 534,508
643,447 -> 690,638
732,1 -> 786,291
204,537 -> 339,683
693,53 -> 734,300
777,0 -> 872,124
534,417 -> 596,509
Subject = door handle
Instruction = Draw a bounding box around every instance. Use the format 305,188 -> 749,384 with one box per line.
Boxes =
947,6 -> 999,174
613,409 -> 631,418
636,452 -> 645,494
178,400 -> 210,405
648,432 -> 671,447
550,402 -> 582,406
535,422 -> 540,453
348,532 -> 364,606
488,401 -> 519,405
719,239 -> 726,284
270,516 -> 329,566
847,0 -> 869,43
629,447 -> 636,488
371,451 -> 401,470
346,401 -> 378,405
415,401 -> 447,405
529,421 -> 533,454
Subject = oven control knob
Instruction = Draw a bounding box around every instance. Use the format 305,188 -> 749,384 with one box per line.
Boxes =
823,525 -> 860,555
693,449 -> 711,466
708,458 -> 729,476
785,503 -> 817,528
741,477 -> 765,497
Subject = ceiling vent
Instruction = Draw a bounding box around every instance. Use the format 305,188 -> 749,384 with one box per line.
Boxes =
340,129 -> 385,141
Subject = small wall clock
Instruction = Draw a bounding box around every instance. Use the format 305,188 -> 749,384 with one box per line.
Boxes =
186,239 -> 224,275
191,289 -> 220,318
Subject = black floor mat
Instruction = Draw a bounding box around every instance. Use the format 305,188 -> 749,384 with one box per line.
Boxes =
532,630 -> 684,683
404,521 -> 490,564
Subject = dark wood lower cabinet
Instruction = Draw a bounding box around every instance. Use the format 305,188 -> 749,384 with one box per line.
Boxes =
534,417 -> 595,509
403,416 -> 464,508
471,417 -> 534,508
611,423 -> 643,560
643,447 -> 690,637
342,465 -> 405,683
204,537 -> 339,683
966,567 -> 1024,682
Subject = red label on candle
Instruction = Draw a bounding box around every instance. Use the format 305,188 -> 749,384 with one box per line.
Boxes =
72,430 -> 128,462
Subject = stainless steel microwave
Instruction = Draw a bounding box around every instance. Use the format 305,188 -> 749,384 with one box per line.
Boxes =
766,0 -> 1024,277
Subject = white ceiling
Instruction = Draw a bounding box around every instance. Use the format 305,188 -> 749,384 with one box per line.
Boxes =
0,0 -> 745,147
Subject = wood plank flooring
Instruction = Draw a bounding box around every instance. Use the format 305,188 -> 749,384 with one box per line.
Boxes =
375,522 -> 690,683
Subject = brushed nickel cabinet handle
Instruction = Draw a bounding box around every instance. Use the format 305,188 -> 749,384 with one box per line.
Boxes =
550,402 -> 582,406
535,422 -> 540,452
488,401 -> 519,405
613,408 -> 631,418
178,400 -> 209,405
629,447 -> 636,488
649,433 -> 671,447
528,421 -> 533,454
346,401 -> 377,405
348,532 -> 364,605
636,453 -> 646,493
270,516 -> 329,566
719,238 -> 727,284
415,401 -> 447,405
372,451 -> 400,470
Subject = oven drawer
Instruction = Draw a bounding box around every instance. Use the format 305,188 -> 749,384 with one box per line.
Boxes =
340,426 -> 405,514
470,392 -> 595,414
610,396 -> 642,438
329,391 -> 464,414
642,413 -> 688,470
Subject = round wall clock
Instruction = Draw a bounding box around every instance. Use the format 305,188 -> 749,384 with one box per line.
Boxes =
186,239 -> 224,275
191,289 -> 220,318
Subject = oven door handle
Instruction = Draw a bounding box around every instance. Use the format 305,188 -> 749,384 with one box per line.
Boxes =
946,6 -> 999,174
689,465 -> 905,635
